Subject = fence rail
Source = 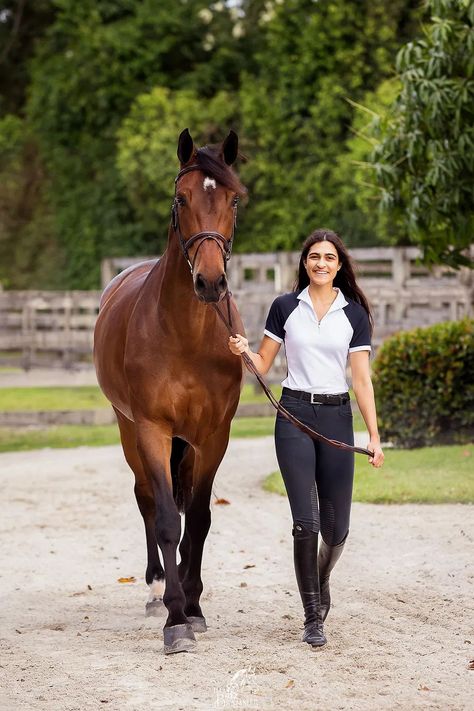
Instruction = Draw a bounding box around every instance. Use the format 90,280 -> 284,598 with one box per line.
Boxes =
1,248 -> 472,369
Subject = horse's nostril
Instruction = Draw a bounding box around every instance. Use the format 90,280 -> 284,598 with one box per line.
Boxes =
217,275 -> 227,292
195,273 -> 206,292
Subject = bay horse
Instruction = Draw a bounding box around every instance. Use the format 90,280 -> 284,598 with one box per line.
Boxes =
94,129 -> 247,654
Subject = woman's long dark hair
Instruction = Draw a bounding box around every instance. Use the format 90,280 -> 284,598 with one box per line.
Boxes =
294,229 -> 373,335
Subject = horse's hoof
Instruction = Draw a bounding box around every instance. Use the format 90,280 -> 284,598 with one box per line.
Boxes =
145,598 -> 163,617
187,615 -> 207,633
163,623 -> 196,655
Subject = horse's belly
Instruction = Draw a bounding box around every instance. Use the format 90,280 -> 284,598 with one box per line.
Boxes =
94,265 -> 155,418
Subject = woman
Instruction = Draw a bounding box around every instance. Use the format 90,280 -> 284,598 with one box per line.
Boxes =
229,229 -> 384,648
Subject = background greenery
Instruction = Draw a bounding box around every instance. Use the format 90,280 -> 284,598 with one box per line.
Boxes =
2,0 -> 471,289
373,318 -> 474,448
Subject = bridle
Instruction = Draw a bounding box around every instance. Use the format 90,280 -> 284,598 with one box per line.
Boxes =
172,164 -> 238,274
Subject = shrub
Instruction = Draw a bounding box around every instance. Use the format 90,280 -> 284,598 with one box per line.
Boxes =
372,319 -> 474,448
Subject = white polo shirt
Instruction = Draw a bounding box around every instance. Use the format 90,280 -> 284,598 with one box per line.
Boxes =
264,287 -> 371,395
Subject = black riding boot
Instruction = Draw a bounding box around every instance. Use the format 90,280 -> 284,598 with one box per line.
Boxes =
293,524 -> 326,647
318,533 -> 348,621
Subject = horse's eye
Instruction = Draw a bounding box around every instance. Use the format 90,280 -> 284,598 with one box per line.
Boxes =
177,195 -> 186,207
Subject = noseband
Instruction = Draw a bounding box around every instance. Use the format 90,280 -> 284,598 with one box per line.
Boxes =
172,164 -> 238,274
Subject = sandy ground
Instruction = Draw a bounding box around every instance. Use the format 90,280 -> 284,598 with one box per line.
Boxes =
0,437 -> 473,711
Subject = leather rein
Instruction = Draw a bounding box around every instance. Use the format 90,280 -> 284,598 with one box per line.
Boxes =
172,165 -> 372,458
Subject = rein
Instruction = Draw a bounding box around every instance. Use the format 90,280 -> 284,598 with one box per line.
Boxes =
212,294 -> 373,458
173,165 -> 372,458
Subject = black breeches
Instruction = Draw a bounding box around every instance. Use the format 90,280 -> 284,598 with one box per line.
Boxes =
275,394 -> 354,545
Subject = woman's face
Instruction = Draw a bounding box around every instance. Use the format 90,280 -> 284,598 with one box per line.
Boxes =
303,240 -> 340,288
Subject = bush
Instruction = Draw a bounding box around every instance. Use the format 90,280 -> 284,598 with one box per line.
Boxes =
373,319 -> 474,448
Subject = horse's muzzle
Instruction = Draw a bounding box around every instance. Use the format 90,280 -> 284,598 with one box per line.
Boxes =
194,273 -> 228,303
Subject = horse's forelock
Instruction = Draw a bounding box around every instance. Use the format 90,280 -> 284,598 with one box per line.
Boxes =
195,146 -> 247,197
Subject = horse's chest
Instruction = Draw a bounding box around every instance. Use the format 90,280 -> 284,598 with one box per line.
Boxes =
171,386 -> 239,442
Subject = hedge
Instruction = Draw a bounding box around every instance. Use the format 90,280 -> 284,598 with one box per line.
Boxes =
372,319 -> 474,448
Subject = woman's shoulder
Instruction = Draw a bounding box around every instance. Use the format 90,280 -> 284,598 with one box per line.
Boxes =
271,291 -> 300,307
342,295 -> 368,316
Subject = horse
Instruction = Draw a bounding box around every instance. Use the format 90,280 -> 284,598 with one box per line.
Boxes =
94,129 -> 247,654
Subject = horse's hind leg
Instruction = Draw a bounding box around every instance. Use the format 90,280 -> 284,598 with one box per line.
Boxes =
114,409 -> 165,615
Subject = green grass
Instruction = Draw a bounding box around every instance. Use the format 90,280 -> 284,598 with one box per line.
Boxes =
0,386 -> 109,411
0,417 -> 276,453
230,417 -> 274,437
0,383 -> 275,411
263,443 -> 474,504
0,425 -> 120,452
239,383 -> 281,403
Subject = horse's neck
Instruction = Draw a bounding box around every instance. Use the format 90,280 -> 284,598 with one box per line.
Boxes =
149,239 -> 210,337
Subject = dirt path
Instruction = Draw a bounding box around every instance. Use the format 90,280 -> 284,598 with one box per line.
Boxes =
0,438 -> 472,710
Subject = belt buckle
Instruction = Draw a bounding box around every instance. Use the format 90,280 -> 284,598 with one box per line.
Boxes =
310,393 -> 319,404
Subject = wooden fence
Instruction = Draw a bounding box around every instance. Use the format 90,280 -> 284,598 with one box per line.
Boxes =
0,291 -> 100,369
1,247 -> 472,369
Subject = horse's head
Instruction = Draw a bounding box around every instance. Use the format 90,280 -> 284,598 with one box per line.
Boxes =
172,129 -> 246,303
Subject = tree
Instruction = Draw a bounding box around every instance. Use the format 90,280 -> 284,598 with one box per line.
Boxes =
0,0 -> 56,116
237,0 -> 423,252
0,114 -> 64,288
369,0 -> 474,268
116,87 -> 240,254
26,0 -> 247,287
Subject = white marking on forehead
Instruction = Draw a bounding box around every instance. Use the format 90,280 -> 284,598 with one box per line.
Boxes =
203,176 -> 217,191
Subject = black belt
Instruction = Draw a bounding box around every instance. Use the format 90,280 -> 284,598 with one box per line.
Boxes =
282,387 -> 350,405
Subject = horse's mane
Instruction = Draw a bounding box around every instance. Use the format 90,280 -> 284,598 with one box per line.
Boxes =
195,145 -> 247,197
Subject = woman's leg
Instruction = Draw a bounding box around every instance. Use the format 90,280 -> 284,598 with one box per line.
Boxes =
274,409 -> 319,533
275,401 -> 326,646
314,403 -> 355,620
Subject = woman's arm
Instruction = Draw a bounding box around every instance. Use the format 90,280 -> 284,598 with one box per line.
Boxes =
349,350 -> 384,468
228,334 -> 281,375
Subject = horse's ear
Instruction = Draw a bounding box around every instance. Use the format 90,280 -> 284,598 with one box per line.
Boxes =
177,128 -> 195,165
222,130 -> 238,166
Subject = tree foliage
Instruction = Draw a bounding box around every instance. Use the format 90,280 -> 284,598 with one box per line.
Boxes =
116,87 -> 239,252
237,0 -> 423,252
0,0 -> 439,288
369,0 -> 474,267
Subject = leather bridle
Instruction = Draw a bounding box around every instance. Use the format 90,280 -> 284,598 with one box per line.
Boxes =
172,164 -> 238,274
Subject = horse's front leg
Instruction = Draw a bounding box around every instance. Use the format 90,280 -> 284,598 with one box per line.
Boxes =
137,422 -> 196,654
181,424 -> 231,632
180,478 -> 214,632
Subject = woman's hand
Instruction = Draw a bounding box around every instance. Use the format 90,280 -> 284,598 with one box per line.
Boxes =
228,334 -> 250,357
367,440 -> 384,468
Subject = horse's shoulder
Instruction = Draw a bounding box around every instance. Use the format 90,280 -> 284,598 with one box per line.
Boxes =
99,259 -> 159,309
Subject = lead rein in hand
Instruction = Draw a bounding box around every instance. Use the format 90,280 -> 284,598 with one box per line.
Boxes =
212,295 -> 373,458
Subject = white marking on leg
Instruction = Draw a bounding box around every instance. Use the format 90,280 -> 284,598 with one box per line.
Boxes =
203,176 -> 216,191
148,578 -> 165,602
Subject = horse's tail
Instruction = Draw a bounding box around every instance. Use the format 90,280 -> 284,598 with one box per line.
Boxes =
170,437 -> 190,513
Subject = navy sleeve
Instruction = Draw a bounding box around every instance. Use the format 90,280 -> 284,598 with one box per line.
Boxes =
264,297 -> 285,343
349,308 -> 371,352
